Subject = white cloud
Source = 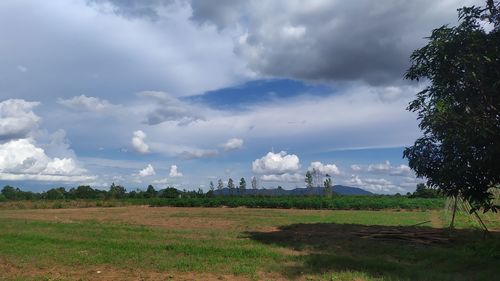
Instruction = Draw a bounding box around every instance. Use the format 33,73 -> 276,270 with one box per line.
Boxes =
169,165 -> 183,177
350,164 -> 362,172
252,151 -> 300,174
0,99 -> 40,140
152,178 -> 169,185
57,95 -> 118,112
367,160 -> 413,176
131,130 -> 149,154
346,175 -> 404,194
0,138 -> 93,182
222,138 -> 243,151
138,91 -> 205,126
260,173 -> 302,183
138,164 -> 155,177
308,161 -> 340,176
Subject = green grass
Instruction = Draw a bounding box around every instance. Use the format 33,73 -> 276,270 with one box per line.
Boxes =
0,208 -> 498,281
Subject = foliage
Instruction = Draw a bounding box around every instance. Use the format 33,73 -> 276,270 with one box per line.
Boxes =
404,1 -> 500,212
1,185 -> 39,200
108,183 -> 127,199
227,178 -> 235,195
323,174 -> 333,198
148,195 -> 444,210
305,171 -> 313,192
145,185 -> 157,198
410,183 -> 442,198
239,177 -> 246,193
251,176 -> 258,190
159,187 -> 180,198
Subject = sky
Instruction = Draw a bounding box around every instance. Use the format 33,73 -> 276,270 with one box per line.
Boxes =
0,0 -> 481,194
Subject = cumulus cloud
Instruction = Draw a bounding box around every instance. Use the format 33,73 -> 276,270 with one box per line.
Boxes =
308,161 -> 340,176
193,0 -> 478,85
0,99 -> 40,140
350,164 -> 362,172
131,130 -> 150,153
138,91 -> 205,126
222,138 -> 243,151
57,95 -> 118,111
346,175 -> 404,194
169,165 -> 183,177
260,173 -> 302,183
0,138 -> 93,182
252,151 -> 300,174
138,164 -> 156,177
367,160 -> 412,176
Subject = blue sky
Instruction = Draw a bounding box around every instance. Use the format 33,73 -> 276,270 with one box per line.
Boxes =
0,0 -> 480,194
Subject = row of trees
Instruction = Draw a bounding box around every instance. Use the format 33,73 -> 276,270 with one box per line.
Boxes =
0,184 -> 201,201
208,176 -> 258,194
305,171 -> 333,197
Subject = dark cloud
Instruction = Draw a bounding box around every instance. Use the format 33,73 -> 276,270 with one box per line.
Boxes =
86,0 -> 169,20
89,0 -> 480,85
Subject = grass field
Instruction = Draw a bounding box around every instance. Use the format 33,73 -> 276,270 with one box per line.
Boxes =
0,206 -> 499,281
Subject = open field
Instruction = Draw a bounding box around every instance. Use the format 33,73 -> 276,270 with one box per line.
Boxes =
0,206 -> 499,281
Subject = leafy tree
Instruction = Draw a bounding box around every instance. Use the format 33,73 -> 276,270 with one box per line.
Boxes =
217,179 -> 224,190
239,178 -> 246,194
1,185 -> 18,200
209,181 -> 215,192
227,178 -> 235,195
410,183 -> 441,198
145,185 -> 157,198
305,171 -> 313,194
109,183 -> 126,199
70,185 -> 98,199
251,176 -> 258,190
43,187 -> 66,200
311,168 -> 322,188
324,174 -> 333,198
159,187 -> 179,198
404,0 -> 500,216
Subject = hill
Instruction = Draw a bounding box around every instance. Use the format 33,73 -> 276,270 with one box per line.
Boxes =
212,185 -> 373,196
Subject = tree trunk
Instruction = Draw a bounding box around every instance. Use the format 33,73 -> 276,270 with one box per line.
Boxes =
450,195 -> 458,229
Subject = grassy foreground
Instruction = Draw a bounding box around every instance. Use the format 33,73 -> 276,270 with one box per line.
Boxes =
0,206 -> 499,281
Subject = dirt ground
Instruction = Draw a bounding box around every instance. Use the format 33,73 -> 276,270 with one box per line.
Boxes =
0,206 -> 238,230
0,259 -> 263,281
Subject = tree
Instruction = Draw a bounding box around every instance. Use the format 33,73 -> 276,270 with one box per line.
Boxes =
145,185 -> 157,198
109,183 -> 126,199
227,178 -> 235,195
311,168 -> 322,188
209,181 -> 215,192
410,183 -> 441,198
1,185 -> 17,200
323,174 -> 333,198
305,171 -> 313,195
239,178 -> 246,194
159,187 -> 179,198
44,187 -> 66,200
251,176 -> 258,190
217,179 -> 224,190
404,1 -> 500,217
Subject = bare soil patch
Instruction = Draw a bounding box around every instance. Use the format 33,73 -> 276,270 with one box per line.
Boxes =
0,259 -> 255,281
0,206 -> 235,230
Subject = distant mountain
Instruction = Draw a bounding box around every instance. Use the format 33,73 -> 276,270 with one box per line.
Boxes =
212,185 -> 373,196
